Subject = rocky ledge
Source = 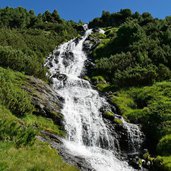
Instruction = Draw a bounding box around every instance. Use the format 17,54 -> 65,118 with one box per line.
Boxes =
22,76 -> 64,127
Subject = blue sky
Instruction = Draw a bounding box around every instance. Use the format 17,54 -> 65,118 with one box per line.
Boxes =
0,0 -> 170,22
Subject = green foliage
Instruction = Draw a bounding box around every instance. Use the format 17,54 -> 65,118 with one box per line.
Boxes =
154,156 -> 171,171
23,114 -> 65,136
89,9 -> 133,28
114,118 -> 123,125
0,45 -> 46,78
0,141 -> 78,171
0,74 -> 76,171
109,82 -> 171,170
90,13 -> 171,88
0,7 -> 32,28
0,27 -> 77,79
0,120 -> 36,147
0,67 -> 34,116
103,111 -> 114,120
110,91 -> 136,115
113,64 -> 157,87
157,135 -> 171,156
0,104 -> 77,170
91,76 -> 106,84
0,7 -> 78,80
0,7 -> 76,30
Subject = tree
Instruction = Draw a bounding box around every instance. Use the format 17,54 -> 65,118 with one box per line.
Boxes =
42,10 -> 52,22
52,10 -> 61,23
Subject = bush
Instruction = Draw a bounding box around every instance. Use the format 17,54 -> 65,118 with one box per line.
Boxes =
0,68 -> 33,116
113,64 -> 157,87
0,120 -> 36,146
157,135 -> 171,156
0,45 -> 46,78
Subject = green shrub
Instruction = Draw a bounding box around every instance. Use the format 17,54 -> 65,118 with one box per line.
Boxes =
103,111 -> 114,120
0,120 -> 36,147
0,68 -> 33,116
114,118 -> 123,125
0,45 -> 46,79
157,135 -> 171,156
154,156 -> 171,171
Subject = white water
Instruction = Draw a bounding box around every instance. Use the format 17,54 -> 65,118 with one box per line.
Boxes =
45,30 -> 136,171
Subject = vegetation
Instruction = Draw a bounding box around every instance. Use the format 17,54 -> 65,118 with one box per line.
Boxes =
88,9 -> 171,171
0,67 -> 78,170
0,7 -> 78,80
1,6 -> 171,171
0,7 -> 80,170
0,140 -> 78,171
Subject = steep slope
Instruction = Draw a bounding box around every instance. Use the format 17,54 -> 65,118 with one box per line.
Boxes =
0,7 -> 80,171
86,9 -> 171,171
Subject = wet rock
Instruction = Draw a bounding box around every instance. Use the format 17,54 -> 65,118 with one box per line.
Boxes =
129,156 -> 142,170
22,76 -> 64,126
54,58 -> 59,64
65,51 -> 74,61
83,36 -> 100,53
63,59 -> 70,67
38,131 -> 95,171
74,37 -> 82,45
103,116 -> 144,160
84,60 -> 95,71
58,74 -> 67,81
52,73 -> 67,81
54,50 -> 60,57
46,61 -> 53,69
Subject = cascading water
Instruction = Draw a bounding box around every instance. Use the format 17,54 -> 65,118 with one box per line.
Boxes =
45,29 -> 141,171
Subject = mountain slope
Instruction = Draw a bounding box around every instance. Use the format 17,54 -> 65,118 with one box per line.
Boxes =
86,9 -> 171,171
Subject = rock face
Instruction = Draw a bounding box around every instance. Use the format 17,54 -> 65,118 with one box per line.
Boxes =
38,131 -> 95,171
83,36 -> 100,54
22,76 -> 64,126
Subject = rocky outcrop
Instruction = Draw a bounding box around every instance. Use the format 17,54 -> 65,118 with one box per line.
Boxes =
38,131 -> 95,171
83,36 -> 100,54
22,76 -> 64,126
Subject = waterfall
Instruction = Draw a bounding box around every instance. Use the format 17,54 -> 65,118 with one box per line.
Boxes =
45,29 -> 141,171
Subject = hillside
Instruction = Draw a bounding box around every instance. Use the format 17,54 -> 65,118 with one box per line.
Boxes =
87,9 -> 171,171
0,7 -> 171,171
0,7 -> 79,171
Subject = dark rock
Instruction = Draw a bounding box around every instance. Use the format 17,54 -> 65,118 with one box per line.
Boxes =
57,74 -> 67,81
22,76 -> 64,127
46,61 -> 53,69
74,37 -> 81,45
63,59 -> 70,67
54,50 -> 60,57
92,28 -> 101,33
38,131 -> 95,171
103,116 -> 144,161
52,73 -> 67,81
83,36 -> 100,54
129,156 -> 142,170
54,58 -> 59,64
75,25 -> 85,33
65,51 -> 74,61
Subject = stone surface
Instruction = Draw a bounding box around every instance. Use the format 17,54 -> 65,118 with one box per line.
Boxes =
22,76 -> 64,126
39,131 -> 95,171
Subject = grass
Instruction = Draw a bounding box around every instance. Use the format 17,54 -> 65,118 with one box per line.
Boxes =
0,140 -> 79,171
0,68 -> 77,171
109,91 -> 136,116
23,114 -> 65,136
108,81 -> 171,170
